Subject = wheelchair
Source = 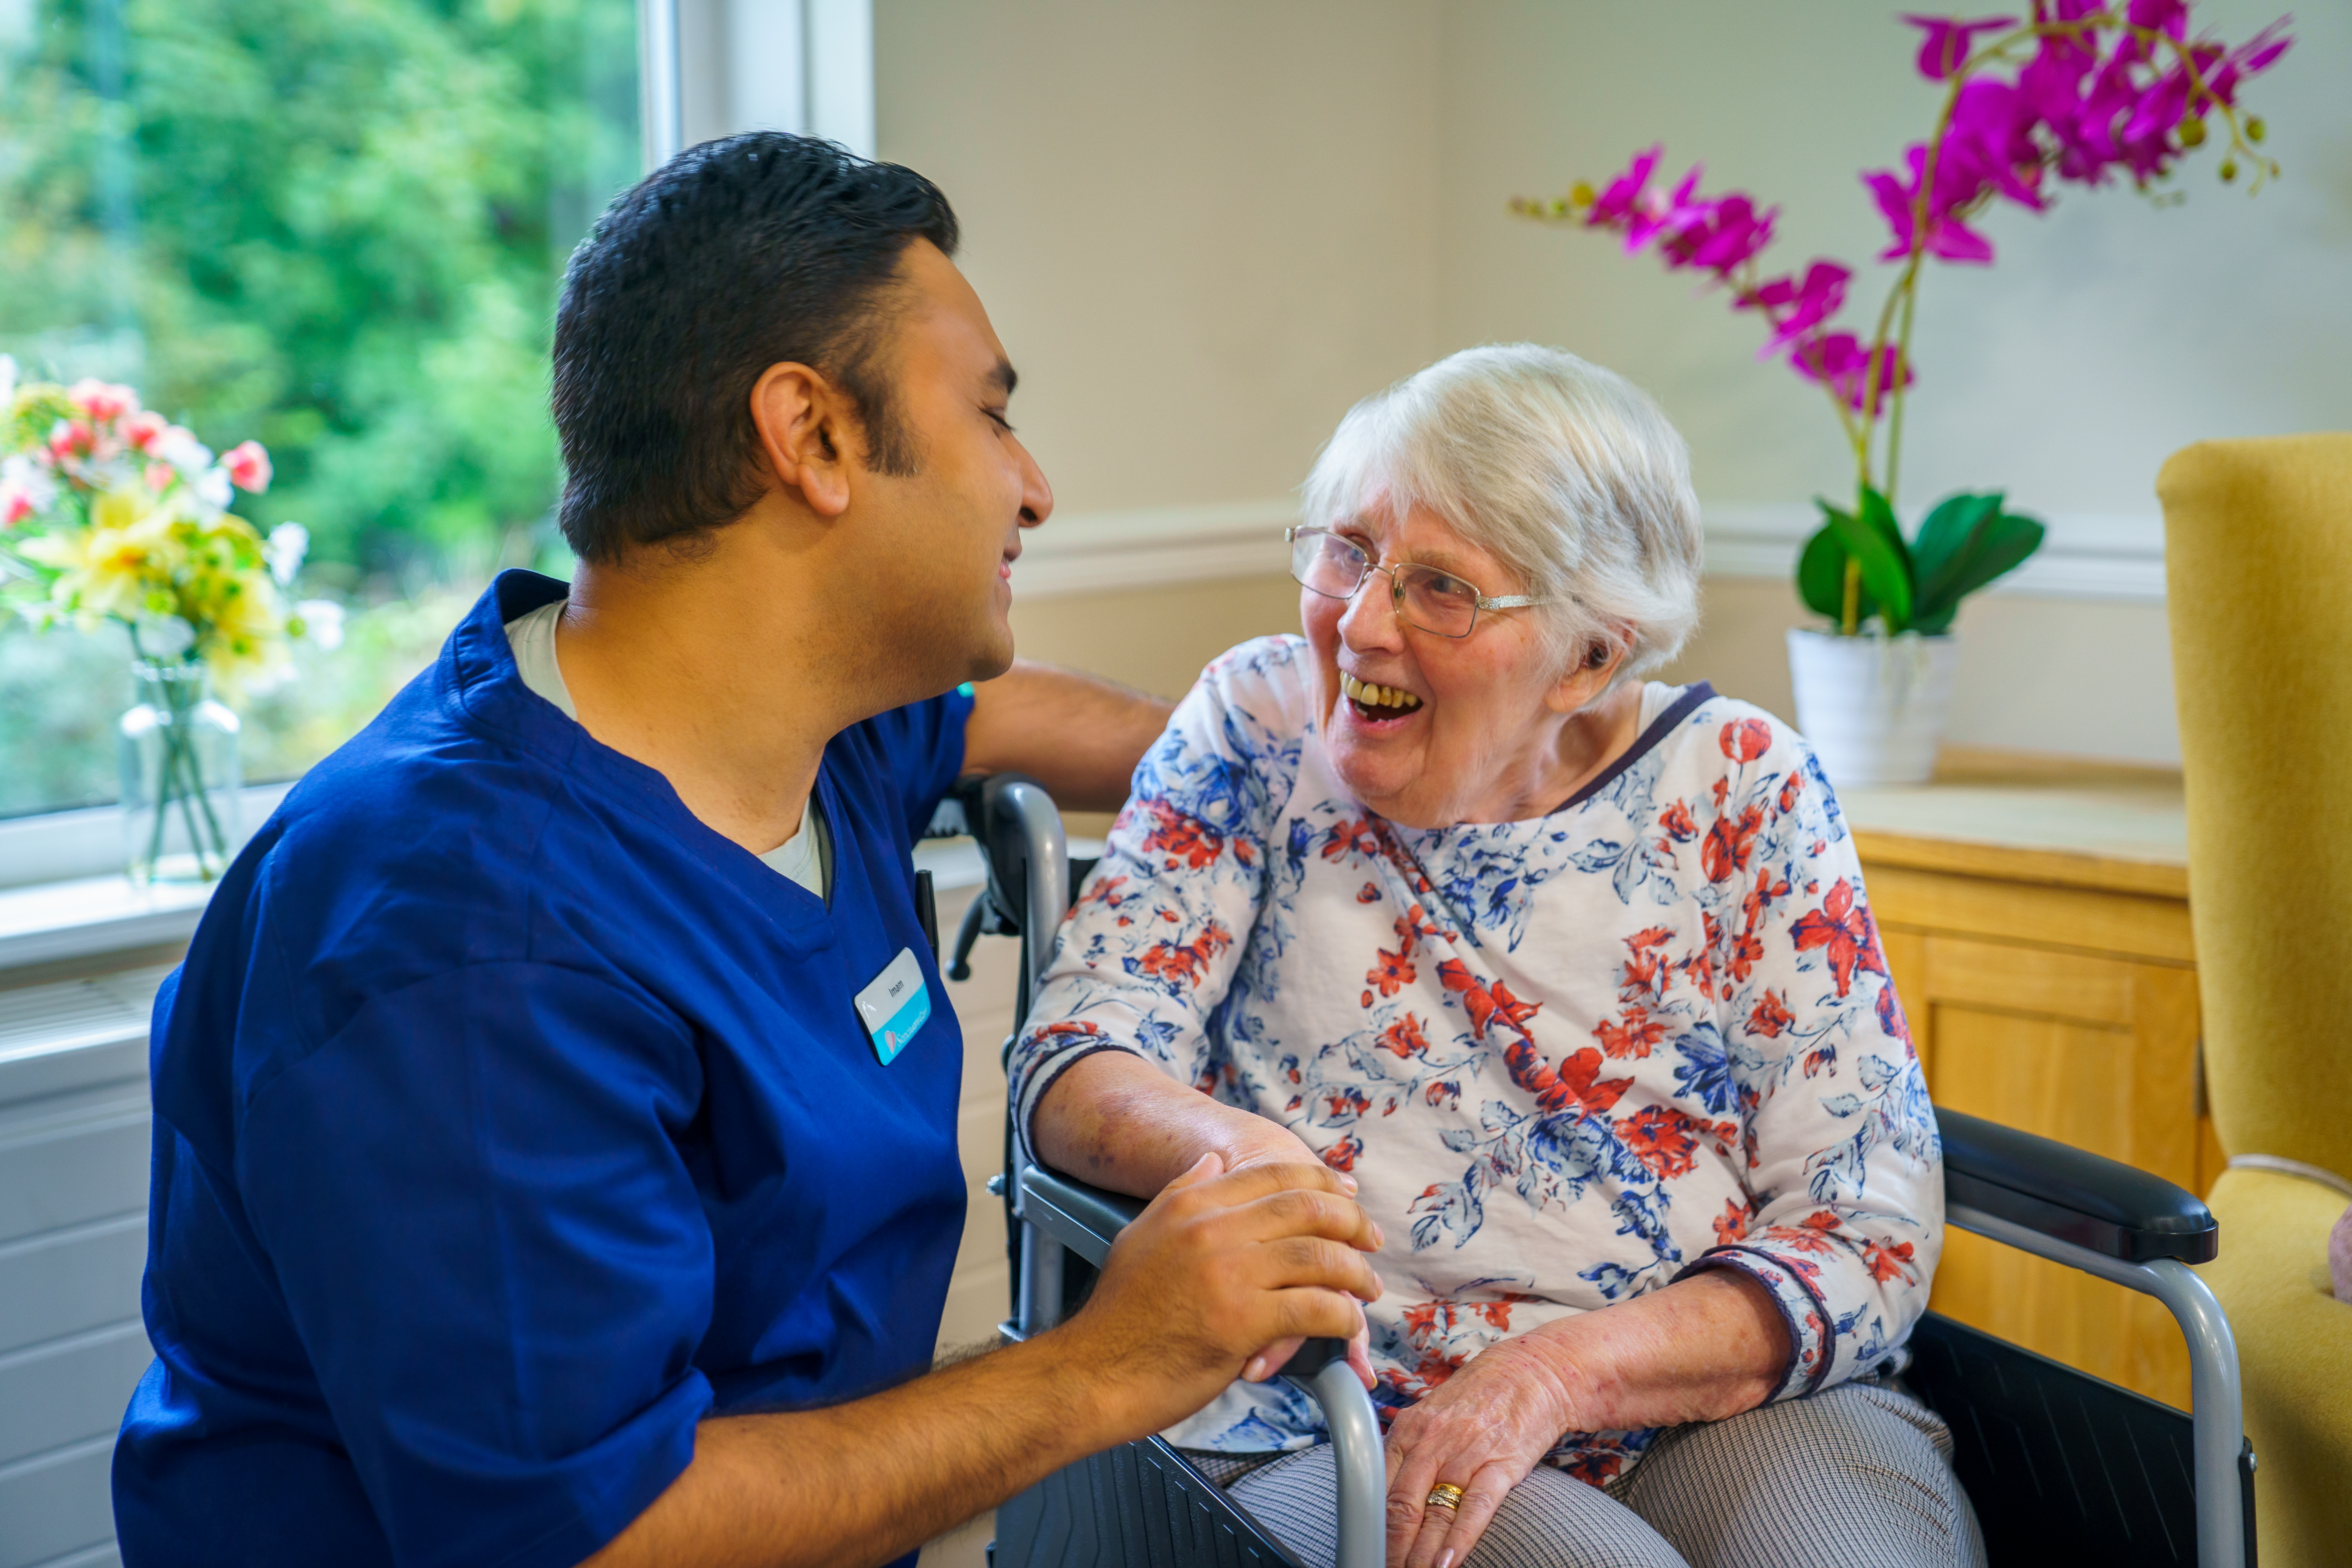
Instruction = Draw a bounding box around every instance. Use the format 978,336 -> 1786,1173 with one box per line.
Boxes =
930,774 -> 2253,1568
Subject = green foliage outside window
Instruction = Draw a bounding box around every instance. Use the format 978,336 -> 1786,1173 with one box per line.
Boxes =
0,0 -> 637,815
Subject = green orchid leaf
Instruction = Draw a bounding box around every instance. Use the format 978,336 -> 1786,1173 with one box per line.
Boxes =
1797,522 -> 1855,621
1923,510 -> 2045,633
1910,491 -> 2003,609
1818,486 -> 1913,632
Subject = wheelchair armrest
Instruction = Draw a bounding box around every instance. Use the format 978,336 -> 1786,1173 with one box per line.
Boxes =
1938,1106 -> 2218,1264
1018,1165 -> 1354,1377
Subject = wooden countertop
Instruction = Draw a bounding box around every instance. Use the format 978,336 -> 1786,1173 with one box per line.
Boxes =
1840,747 -> 2189,900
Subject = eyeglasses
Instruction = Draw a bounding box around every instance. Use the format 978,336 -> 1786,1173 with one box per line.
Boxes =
1286,526 -> 1548,640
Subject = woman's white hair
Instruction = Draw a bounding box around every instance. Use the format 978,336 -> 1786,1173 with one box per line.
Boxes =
1299,343 -> 1702,679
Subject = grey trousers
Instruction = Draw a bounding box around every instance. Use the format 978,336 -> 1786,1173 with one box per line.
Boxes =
1203,1381 -> 1987,1568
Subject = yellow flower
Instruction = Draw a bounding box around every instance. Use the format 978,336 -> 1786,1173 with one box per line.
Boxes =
17,486 -> 181,625
194,566 -> 293,696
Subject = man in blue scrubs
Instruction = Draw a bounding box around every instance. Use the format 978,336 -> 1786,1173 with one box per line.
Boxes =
113,134 -> 1383,1568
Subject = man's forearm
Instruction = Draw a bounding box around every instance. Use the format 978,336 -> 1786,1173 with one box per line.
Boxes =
587,1332 -> 1133,1568
963,659 -> 1172,812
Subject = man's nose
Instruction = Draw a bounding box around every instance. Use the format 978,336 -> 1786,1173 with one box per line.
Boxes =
1016,439 -> 1053,527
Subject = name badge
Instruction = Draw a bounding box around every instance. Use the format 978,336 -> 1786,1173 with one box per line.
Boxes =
853,947 -> 933,1065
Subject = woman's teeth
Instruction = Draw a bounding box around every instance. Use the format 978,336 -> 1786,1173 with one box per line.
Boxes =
1341,672 -> 1421,712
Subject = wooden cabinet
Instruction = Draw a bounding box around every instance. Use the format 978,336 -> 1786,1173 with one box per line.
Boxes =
1847,751 -> 2217,1410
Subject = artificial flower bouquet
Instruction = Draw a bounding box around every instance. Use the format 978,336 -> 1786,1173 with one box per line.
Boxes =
0,360 -> 338,879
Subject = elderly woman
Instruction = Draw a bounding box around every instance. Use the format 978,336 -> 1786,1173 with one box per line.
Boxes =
1009,345 -> 1976,1568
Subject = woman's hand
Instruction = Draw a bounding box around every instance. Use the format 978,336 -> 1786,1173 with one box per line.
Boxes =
1380,1330 -> 1577,1568
1381,1270 -> 1790,1567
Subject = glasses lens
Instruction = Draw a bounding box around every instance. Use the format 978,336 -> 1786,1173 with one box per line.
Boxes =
1292,530 -> 1367,597
1398,565 -> 1481,637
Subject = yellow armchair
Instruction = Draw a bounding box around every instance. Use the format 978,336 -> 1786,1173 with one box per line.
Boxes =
2158,434 -> 2352,1568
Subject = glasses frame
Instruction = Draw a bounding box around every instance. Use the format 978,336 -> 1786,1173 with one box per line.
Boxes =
1285,526 -> 1549,640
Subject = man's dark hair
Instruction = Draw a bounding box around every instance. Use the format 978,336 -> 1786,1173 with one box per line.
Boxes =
552,133 -> 960,562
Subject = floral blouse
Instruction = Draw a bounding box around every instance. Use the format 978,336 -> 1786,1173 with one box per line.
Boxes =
1009,636 -> 1942,1483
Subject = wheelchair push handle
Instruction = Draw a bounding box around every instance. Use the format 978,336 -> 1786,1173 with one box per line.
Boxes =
1016,1163 -> 1387,1568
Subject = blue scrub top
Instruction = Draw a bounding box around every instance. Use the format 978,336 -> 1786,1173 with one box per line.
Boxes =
113,571 -> 977,1568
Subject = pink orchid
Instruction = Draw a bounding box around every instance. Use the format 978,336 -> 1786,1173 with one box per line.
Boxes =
1625,165 -> 1707,255
221,440 -> 272,494
1585,146 -> 1662,229
1791,332 -> 1914,416
1901,14 -> 2018,79
1742,261 -> 1853,357
2125,0 -> 2189,39
1863,145 -> 1996,262
1662,192 -> 1780,275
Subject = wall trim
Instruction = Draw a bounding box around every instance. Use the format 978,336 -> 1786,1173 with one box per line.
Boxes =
1700,503 -> 2166,603
1015,497 -> 2167,605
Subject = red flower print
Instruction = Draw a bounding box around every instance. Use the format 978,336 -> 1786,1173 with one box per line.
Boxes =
1424,1078 -> 1459,1109
1658,800 -> 1697,842
1322,1134 -> 1364,1173
1560,1451 -> 1626,1488
1129,920 -> 1234,988
1746,989 -> 1794,1038
1085,875 -> 1129,907
1366,946 -> 1416,998
1436,959 -> 1540,1041
1618,1104 -> 1707,1179
1158,908 -> 1180,922
1779,771 -> 1805,813
1702,804 -> 1765,883
1876,975 -> 1916,1053
1321,816 -> 1380,864
1593,1005 -> 1668,1060
1475,1301 -> 1515,1329
1724,926 -> 1765,984
1034,1020 -> 1104,1042
1864,1239 -> 1918,1284
1323,1086 -> 1372,1122
1376,1014 -> 1431,1058
1801,1209 -> 1840,1232
1720,717 -> 1773,762
1803,1044 -> 1838,1078
1789,878 -> 1887,998
1619,926 -> 1675,1002
1140,799 -> 1225,870
1504,1041 -> 1634,1118
1713,1197 -> 1753,1246
1356,882 -> 1381,904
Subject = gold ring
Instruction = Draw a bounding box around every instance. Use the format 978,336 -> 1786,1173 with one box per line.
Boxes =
1426,1482 -> 1466,1512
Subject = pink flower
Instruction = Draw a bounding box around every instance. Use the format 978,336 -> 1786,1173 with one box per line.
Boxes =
67,379 -> 138,424
1899,14 -> 2017,80
1585,145 -> 1662,229
1625,165 -> 1706,255
47,419 -> 94,462
1863,145 -> 1995,263
1743,261 -> 1852,357
221,440 -> 272,494
1,488 -> 31,528
146,462 -> 176,493
1660,192 -> 1779,276
122,410 -> 169,453
1791,332 -> 1914,415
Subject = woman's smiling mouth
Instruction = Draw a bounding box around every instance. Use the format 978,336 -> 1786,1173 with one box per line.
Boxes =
1340,671 -> 1423,724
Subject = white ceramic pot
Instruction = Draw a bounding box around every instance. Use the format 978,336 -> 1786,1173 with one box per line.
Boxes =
1784,628 -> 1960,789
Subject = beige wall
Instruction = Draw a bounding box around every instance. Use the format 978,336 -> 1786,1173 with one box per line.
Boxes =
876,0 -> 1442,515
877,0 -> 2349,766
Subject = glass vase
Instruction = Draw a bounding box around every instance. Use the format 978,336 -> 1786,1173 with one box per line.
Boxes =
120,659 -> 242,886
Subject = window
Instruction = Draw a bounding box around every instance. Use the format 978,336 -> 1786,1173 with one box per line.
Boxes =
0,0 -> 642,819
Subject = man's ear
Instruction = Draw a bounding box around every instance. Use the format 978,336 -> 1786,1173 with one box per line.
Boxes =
749,362 -> 854,520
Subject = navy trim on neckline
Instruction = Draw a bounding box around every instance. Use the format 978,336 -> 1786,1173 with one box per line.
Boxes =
1556,681 -> 1719,813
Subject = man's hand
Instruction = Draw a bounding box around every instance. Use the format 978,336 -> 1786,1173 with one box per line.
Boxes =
1058,1153 -> 1384,1435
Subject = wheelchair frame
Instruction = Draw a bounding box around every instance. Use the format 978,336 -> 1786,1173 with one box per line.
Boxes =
935,774 -> 2252,1568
